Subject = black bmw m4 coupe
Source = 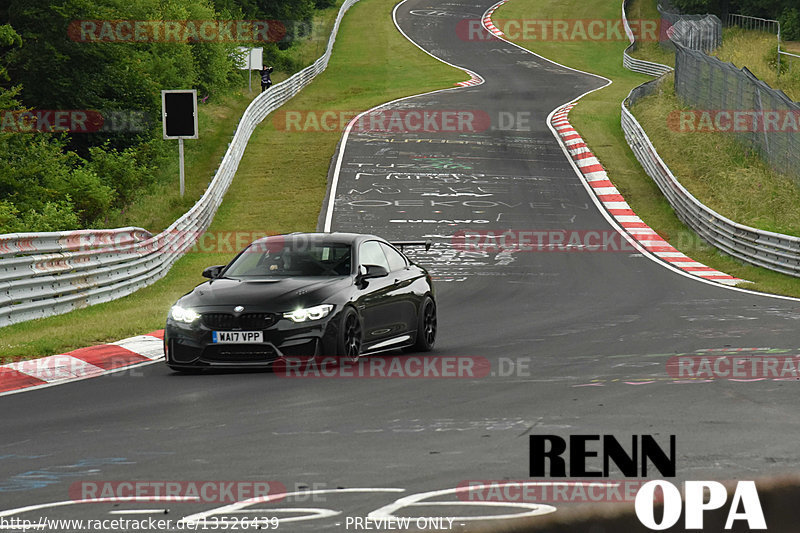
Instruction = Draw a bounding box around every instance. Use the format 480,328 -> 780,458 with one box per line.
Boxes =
164,232 -> 436,372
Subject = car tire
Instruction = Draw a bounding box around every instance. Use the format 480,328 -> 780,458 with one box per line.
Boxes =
338,307 -> 363,363
412,296 -> 437,352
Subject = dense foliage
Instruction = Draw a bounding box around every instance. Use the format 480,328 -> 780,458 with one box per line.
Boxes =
0,0 -> 329,233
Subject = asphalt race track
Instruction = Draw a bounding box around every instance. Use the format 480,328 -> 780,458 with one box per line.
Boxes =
3,0 -> 800,531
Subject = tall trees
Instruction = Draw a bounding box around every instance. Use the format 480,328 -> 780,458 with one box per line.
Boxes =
0,0 -> 257,232
0,0 -> 330,232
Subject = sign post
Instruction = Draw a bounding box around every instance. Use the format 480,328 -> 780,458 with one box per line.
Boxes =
161,90 -> 199,197
236,47 -> 263,92
178,138 -> 185,197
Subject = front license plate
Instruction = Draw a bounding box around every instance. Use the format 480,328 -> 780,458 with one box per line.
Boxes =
212,331 -> 263,344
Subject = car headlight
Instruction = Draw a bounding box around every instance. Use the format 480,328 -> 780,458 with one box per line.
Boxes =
170,305 -> 201,324
283,304 -> 334,323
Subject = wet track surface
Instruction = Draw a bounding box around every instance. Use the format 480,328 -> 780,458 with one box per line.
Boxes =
3,0 -> 800,530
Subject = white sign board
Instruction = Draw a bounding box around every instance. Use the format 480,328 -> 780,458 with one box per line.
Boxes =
236,47 -> 263,70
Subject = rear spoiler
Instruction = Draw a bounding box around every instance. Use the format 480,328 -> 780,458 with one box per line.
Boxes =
390,240 -> 432,252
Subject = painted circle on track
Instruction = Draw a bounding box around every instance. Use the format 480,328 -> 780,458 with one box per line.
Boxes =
179,488 -> 405,526
368,484 -> 557,522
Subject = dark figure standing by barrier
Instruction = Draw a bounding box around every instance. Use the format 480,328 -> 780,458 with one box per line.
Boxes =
261,66 -> 274,92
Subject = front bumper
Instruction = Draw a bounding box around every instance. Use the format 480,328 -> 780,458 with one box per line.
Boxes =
165,313 -> 339,369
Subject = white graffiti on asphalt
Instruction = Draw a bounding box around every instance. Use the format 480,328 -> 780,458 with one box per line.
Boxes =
0,486 -> 557,528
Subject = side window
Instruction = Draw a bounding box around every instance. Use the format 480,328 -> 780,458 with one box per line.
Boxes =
380,243 -> 407,272
359,241 -> 390,270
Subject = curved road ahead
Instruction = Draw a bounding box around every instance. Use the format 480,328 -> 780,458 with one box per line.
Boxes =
3,0 -> 800,530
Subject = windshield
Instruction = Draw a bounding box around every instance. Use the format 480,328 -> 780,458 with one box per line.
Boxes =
223,237 -> 352,278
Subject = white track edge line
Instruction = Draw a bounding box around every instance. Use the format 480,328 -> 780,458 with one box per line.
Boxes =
484,0 -> 800,303
322,0 -> 487,232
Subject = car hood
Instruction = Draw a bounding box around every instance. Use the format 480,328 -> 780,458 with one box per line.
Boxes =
178,276 -> 351,312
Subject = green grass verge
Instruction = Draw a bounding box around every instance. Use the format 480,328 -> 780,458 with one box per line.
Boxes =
103,2 -> 346,233
495,0 -> 800,298
0,0 -> 464,360
631,74 -> 800,236
103,91 -> 252,232
714,28 -> 800,102
626,0 -> 675,67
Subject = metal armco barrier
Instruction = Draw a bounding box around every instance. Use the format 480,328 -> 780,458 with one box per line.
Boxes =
619,0 -> 800,279
622,90 -> 800,277
621,0 -> 673,77
0,0 -> 362,328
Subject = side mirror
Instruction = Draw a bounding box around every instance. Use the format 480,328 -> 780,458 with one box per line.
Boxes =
202,265 -> 225,279
358,264 -> 389,280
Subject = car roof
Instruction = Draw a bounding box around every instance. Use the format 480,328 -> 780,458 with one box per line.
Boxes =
251,232 -> 385,247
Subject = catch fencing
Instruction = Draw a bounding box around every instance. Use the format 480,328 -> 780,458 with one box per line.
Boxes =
673,42 -> 800,179
657,0 -> 721,52
0,0 -> 361,328
619,0 -> 800,277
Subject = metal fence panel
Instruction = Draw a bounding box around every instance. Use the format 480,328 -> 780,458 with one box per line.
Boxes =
672,42 -> 800,179
658,0 -> 722,52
